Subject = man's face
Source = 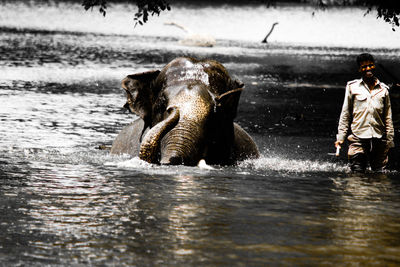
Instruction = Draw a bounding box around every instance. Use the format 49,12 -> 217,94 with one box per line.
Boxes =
359,60 -> 376,80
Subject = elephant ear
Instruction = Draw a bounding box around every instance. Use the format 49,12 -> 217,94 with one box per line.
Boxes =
215,78 -> 244,120
122,70 -> 160,122
215,87 -> 243,120
122,70 -> 160,140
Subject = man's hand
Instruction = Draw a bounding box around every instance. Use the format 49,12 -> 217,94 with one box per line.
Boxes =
335,140 -> 343,148
387,140 -> 395,148
334,140 -> 343,156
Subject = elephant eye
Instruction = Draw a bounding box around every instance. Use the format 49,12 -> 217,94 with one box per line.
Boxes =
125,89 -> 138,98
130,90 -> 138,99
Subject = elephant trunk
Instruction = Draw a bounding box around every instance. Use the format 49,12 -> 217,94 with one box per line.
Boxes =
160,120 -> 203,165
139,107 -> 180,163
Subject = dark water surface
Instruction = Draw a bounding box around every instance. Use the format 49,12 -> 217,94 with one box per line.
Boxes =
1,2 -> 400,266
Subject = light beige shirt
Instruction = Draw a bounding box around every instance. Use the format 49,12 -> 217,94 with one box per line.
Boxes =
337,78 -> 394,146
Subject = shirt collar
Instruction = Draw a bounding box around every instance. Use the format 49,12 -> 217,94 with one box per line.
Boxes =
360,77 -> 381,91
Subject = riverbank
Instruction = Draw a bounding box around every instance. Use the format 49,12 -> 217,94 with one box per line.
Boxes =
1,1 -> 399,48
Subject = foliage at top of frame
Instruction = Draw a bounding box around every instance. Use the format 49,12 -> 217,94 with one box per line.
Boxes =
82,0 -> 171,27
82,0 -> 399,30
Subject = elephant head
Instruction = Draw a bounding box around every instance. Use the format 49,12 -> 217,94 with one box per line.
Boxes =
121,57 -> 248,166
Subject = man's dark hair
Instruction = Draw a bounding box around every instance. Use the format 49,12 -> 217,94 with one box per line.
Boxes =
356,53 -> 375,66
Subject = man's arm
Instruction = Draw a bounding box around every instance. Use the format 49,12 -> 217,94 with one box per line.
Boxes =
385,91 -> 395,148
336,83 -> 352,143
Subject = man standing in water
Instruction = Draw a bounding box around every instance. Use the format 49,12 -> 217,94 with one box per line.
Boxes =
335,53 -> 394,173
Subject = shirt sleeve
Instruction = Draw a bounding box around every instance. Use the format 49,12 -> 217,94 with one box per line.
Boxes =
385,91 -> 395,147
337,83 -> 352,142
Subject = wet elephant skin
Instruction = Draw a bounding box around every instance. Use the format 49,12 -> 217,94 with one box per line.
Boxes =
111,57 -> 259,165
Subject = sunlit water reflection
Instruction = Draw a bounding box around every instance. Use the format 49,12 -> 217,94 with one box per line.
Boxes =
1,1 -> 400,266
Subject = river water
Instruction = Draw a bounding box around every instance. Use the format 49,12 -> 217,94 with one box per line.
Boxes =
1,1 -> 400,266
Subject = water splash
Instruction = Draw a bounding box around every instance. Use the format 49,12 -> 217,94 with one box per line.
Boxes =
102,153 -> 348,176
105,156 -> 152,169
105,156 -> 222,176
239,155 -> 348,173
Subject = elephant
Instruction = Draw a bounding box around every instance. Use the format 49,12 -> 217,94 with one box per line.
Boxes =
111,57 -> 259,166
